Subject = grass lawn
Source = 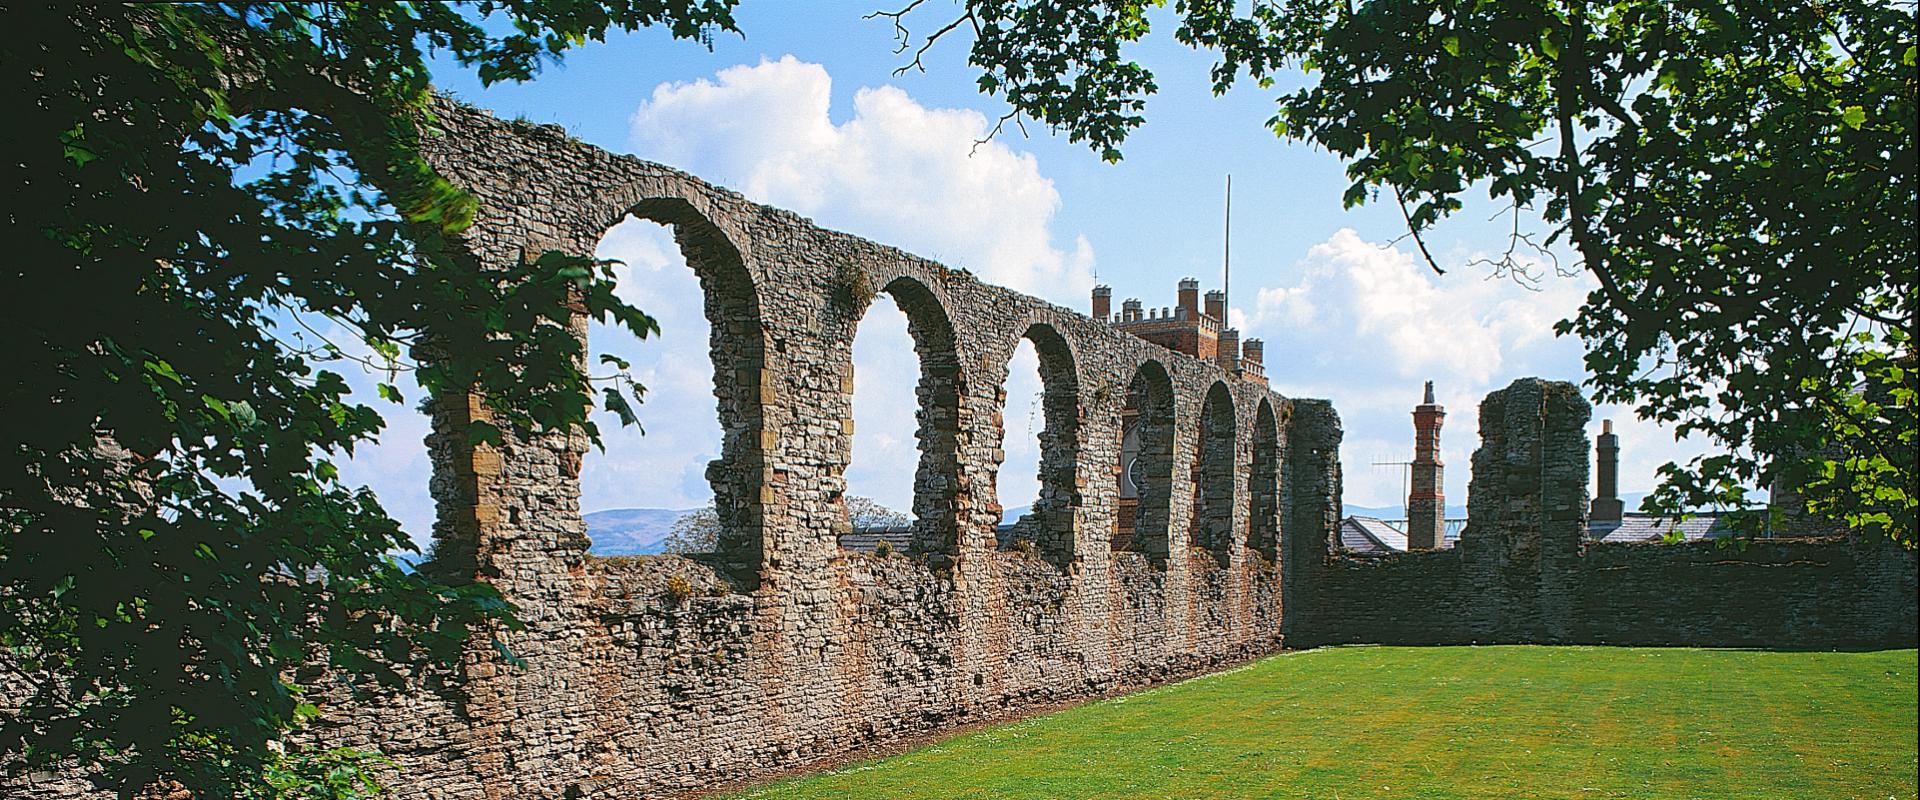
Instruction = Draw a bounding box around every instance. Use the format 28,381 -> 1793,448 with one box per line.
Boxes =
726,646 -> 1918,800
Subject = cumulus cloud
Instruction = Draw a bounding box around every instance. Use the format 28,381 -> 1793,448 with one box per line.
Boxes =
630,56 -> 1096,303
586,56 -> 1095,515
1239,229 -> 1709,511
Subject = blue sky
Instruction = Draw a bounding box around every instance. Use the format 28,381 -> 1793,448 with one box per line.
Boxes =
333,3 -> 1710,542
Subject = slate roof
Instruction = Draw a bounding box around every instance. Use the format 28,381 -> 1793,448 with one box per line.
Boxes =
1338,517 -> 1467,552
1587,513 -> 1733,543
837,526 -> 915,554
1340,516 -> 1408,552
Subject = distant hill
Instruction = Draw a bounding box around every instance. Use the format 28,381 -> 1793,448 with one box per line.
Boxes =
1344,503 -> 1468,520
584,507 -> 699,555
1345,492 -> 1651,520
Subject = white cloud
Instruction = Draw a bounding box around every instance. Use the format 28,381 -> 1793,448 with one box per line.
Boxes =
630,56 -> 1096,303
1240,229 -> 1711,511
590,56 -> 1098,517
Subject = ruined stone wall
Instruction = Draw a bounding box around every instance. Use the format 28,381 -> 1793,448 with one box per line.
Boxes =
1293,378 -> 1919,649
264,101 -> 1320,800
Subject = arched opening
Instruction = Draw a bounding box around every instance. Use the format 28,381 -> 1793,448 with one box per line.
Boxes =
1116,361 -> 1175,566
847,276 -> 962,557
994,323 -> 1079,561
575,200 -> 764,580
1193,382 -> 1237,567
1249,399 -> 1281,561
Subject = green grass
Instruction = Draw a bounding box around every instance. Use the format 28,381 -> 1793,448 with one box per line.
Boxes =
727,647 -> 1918,800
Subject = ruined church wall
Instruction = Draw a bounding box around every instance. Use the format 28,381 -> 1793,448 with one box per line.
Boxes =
237,101 -> 1323,800
1293,378 -> 1919,650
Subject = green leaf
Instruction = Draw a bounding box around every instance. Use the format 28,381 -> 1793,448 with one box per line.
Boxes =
1840,105 -> 1866,130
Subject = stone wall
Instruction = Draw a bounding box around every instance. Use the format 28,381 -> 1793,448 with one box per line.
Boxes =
1292,378 -> 1918,649
13,99 -> 1915,800
274,100 -> 1320,800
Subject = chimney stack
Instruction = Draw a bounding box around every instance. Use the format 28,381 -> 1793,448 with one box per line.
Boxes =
1408,381 -> 1446,549
1218,328 -> 1241,372
1204,289 -> 1225,322
1241,338 -> 1263,367
1092,285 -> 1112,322
1177,278 -> 1200,320
1590,419 -> 1623,522
1122,298 -> 1142,322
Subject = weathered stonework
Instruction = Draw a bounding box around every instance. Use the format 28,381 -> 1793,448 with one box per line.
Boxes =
1292,378 -> 1918,649
12,102 -> 1915,800
281,100 -> 1316,800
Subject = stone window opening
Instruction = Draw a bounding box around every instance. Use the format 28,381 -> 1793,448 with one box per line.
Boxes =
1248,399 -> 1281,562
1192,382 -> 1237,568
993,323 -> 1080,563
1117,361 -> 1176,568
572,202 -> 765,584
844,275 -> 963,559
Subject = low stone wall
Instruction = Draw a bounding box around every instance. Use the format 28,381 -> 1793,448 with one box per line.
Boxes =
1571,536 -> 1917,647
1293,378 -> 1919,650
287,547 -> 1282,800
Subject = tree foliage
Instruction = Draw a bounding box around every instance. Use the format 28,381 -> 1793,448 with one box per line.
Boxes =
2,2 -> 738,795
666,496 -> 908,556
883,0 -> 1917,542
848,495 -> 912,531
664,505 -> 721,554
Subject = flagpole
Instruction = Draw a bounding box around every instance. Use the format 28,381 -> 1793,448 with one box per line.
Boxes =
1223,174 -> 1232,323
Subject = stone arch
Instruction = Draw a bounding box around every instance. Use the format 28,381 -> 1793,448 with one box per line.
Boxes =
1192,382 -> 1237,567
1118,360 -> 1176,566
596,196 -> 767,578
995,321 -> 1081,561
1248,398 -> 1281,560
849,275 -> 964,557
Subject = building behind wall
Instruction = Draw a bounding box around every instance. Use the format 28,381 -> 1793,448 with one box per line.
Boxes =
1098,279 -> 1266,548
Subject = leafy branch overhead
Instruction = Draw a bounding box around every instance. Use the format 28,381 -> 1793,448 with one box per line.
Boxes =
884,0 -> 1917,543
2,2 -> 737,797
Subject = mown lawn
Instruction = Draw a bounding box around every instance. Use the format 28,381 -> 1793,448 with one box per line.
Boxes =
726,646 -> 1918,800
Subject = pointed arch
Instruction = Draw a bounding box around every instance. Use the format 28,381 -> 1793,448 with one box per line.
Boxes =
1193,382 -> 1237,567
997,322 -> 1081,561
1249,399 -> 1281,560
1117,360 -> 1176,567
852,275 -> 964,556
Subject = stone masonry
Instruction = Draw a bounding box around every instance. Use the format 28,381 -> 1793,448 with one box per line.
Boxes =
1292,378 -> 1917,648
286,99 -> 1320,800
10,101 -> 1915,800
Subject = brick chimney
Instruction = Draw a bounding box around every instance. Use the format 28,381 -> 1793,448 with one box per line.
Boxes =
1177,278 -> 1200,319
1122,298 -> 1142,322
1204,289 -> 1225,322
1590,419 -> 1623,522
1241,339 -> 1263,367
1408,381 -> 1446,550
1093,285 -> 1112,321
1218,328 -> 1240,372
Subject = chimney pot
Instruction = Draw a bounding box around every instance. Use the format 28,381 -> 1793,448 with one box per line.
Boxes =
1177,278 -> 1201,319
1408,381 -> 1447,549
1591,418 -> 1623,522
1204,289 -> 1225,322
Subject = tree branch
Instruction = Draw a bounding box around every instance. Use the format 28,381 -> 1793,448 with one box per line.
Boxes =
1392,186 -> 1446,275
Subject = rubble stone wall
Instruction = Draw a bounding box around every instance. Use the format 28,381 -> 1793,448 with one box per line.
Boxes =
1293,379 -> 1918,649
281,101 -> 1323,800
15,102 -> 1915,800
